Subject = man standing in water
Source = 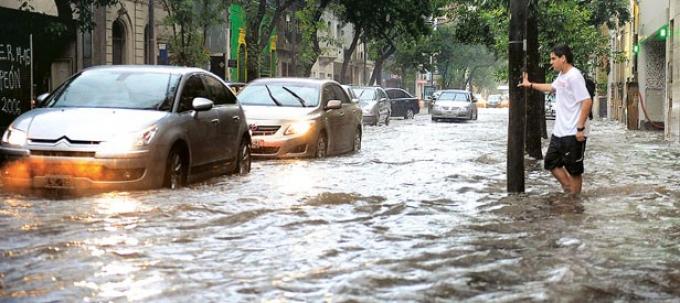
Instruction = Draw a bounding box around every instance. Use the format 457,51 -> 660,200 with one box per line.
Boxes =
518,45 -> 593,194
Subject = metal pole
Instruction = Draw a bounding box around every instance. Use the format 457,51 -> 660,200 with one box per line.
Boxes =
30,34 -> 34,108
507,0 -> 527,193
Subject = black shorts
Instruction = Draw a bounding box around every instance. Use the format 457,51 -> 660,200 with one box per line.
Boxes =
544,135 -> 587,176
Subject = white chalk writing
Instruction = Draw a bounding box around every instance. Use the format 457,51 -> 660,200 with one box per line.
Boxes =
0,66 -> 21,92
0,43 -> 31,66
1,97 -> 22,116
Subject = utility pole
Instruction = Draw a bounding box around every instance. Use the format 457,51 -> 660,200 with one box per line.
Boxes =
525,1 -> 542,159
148,0 -> 156,64
507,0 -> 527,193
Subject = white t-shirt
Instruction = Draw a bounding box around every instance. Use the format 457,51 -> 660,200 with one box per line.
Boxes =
550,67 -> 591,137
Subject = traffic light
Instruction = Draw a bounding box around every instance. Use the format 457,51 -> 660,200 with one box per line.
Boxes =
633,44 -> 639,54
660,28 -> 667,39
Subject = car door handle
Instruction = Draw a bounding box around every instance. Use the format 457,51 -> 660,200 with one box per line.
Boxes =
211,119 -> 220,125
232,116 -> 240,121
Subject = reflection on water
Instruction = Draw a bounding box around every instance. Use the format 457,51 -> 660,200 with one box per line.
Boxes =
2,109 -> 680,301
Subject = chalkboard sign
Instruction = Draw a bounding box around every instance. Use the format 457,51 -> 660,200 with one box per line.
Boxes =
0,35 -> 31,132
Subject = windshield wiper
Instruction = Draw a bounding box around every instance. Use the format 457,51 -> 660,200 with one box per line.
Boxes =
281,86 -> 307,107
264,85 -> 282,106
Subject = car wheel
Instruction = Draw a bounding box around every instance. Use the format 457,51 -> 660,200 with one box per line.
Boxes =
405,109 -> 415,120
315,133 -> 328,158
164,147 -> 186,189
234,139 -> 251,175
431,116 -> 437,122
353,128 -> 362,152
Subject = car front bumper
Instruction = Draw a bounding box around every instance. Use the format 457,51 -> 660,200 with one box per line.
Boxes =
0,146 -> 164,191
431,108 -> 472,119
250,132 -> 318,159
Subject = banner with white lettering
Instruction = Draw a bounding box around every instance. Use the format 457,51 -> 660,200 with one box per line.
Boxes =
0,36 -> 31,130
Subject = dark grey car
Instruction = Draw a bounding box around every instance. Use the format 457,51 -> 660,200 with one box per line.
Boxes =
386,88 -> 420,119
0,65 -> 251,191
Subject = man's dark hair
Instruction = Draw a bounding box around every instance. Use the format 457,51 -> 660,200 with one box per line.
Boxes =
552,45 -> 574,64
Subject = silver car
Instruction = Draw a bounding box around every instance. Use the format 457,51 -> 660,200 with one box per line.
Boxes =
0,65 -> 251,191
431,89 -> 479,121
351,86 -> 391,126
239,78 -> 362,158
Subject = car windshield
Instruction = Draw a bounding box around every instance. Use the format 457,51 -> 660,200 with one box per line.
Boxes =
238,83 -> 319,107
439,92 -> 468,101
351,88 -> 376,101
46,70 -> 180,110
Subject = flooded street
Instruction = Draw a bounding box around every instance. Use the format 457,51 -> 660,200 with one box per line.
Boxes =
1,109 -> 679,302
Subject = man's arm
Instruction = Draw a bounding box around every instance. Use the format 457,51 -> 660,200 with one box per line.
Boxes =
518,72 -> 554,94
575,98 -> 592,141
577,99 -> 593,129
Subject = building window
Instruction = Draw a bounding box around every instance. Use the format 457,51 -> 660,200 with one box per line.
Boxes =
112,18 -> 126,65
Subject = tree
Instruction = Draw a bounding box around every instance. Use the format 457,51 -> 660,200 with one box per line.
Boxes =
160,0 -> 225,66
294,0 -> 333,77
363,0 -> 435,85
233,0 -> 295,80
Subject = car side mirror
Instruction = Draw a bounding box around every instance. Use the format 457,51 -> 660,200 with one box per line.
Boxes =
192,97 -> 214,112
36,93 -> 50,107
326,99 -> 342,110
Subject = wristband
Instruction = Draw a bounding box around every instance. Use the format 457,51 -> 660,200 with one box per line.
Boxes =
530,83 -> 533,89
577,127 -> 585,132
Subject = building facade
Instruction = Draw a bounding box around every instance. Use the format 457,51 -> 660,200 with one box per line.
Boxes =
607,0 -> 680,141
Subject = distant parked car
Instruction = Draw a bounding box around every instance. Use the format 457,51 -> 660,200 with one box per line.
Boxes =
431,89 -> 478,121
351,86 -> 391,126
385,88 -> 420,119
487,94 -> 501,108
0,65 -> 252,191
239,78 -> 362,158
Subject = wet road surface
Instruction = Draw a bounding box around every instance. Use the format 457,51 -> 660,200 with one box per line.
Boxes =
1,109 -> 679,302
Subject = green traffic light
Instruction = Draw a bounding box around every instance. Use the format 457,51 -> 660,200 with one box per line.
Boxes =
633,44 -> 639,53
660,28 -> 667,38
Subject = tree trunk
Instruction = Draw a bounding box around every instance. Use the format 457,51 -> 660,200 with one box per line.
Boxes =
340,27 -> 361,84
539,70 -> 548,139
525,2 -> 542,159
368,44 -> 395,86
507,0 -> 527,193
245,0 -> 267,81
300,0 -> 331,77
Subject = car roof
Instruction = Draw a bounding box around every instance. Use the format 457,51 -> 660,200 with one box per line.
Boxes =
248,77 -> 337,86
440,89 -> 469,93
82,64 -> 208,75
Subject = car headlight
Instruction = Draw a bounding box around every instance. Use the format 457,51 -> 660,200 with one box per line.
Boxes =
1,127 -> 27,146
99,126 -> 158,153
284,121 -> 313,136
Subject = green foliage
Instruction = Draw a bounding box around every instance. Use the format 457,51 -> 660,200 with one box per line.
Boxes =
161,0 -> 225,66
